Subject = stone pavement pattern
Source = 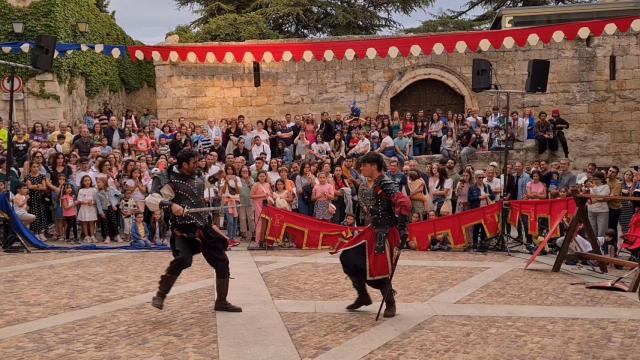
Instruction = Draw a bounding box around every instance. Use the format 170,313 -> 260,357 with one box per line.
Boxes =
1,249 -> 639,359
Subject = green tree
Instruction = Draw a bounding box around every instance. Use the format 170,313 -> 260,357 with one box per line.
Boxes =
171,0 -> 435,42
95,0 -> 110,13
406,0 -> 597,33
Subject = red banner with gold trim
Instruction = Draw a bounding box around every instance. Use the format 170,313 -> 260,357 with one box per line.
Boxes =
260,206 -> 364,249
409,202 -> 503,250
508,198 -> 576,237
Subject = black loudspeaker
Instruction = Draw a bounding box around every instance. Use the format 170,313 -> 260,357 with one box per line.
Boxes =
253,61 -> 261,87
525,59 -> 550,93
30,35 -> 57,72
472,59 -> 492,92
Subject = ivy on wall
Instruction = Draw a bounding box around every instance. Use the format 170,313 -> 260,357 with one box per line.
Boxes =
0,0 -> 155,98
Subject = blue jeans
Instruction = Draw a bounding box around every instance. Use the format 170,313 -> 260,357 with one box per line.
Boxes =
131,239 -> 152,248
298,198 -> 313,216
413,142 -> 426,156
225,209 -> 238,239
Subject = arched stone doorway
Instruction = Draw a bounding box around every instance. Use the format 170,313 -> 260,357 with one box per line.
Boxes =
390,79 -> 465,116
378,64 -> 478,115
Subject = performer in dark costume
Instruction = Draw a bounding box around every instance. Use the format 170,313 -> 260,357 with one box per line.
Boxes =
332,152 -> 411,318
151,149 -> 241,312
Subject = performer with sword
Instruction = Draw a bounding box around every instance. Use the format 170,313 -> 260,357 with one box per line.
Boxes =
149,149 -> 242,312
332,152 -> 411,318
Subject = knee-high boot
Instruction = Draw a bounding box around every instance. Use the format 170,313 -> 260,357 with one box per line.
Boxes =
214,278 -> 242,312
152,274 -> 178,310
380,285 -> 396,318
346,276 -> 372,310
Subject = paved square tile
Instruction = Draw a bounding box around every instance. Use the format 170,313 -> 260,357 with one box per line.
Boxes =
251,249 -> 325,257
263,262 -> 486,302
458,268 -> 640,308
0,251 -> 88,267
363,316 -> 640,360
0,253 -> 213,327
0,288 -> 218,360
281,312 -> 379,359
400,251 -> 511,262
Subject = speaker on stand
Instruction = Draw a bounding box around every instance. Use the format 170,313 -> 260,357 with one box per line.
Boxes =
472,58 -> 493,92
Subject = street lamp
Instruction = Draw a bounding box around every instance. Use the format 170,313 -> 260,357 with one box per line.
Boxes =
12,20 -> 24,35
76,20 -> 89,34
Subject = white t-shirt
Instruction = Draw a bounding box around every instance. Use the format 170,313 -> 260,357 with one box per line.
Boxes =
588,184 -> 610,213
484,177 -> 502,200
250,129 -> 270,143
380,136 -> 394,150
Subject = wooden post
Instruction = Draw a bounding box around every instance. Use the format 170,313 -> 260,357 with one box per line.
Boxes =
552,204 -> 583,272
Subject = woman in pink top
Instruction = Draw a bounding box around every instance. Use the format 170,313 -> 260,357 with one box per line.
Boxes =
250,170 -> 274,246
312,172 -> 335,221
304,118 -> 317,145
526,170 -> 547,200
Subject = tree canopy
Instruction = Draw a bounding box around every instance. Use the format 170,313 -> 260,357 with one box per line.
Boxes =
169,0 -> 435,42
405,0 -> 597,33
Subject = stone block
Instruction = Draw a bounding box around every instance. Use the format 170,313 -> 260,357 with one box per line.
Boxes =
277,73 -> 296,86
223,87 -> 241,98
232,96 -> 251,107
283,96 -> 302,105
289,85 -> 308,97
250,96 -> 269,106
240,87 -> 258,97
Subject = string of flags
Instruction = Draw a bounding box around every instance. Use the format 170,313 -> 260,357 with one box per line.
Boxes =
0,42 -> 127,59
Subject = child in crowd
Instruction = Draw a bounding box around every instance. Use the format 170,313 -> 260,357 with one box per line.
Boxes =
341,213 -> 357,227
478,125 -> 489,151
130,212 -> 152,248
427,210 -> 452,251
158,137 -> 170,157
13,183 -> 36,225
119,188 -> 137,240
77,175 -> 98,243
95,177 -> 121,243
61,183 -> 78,242
148,211 -> 168,246
55,134 -> 66,154
99,137 -> 113,156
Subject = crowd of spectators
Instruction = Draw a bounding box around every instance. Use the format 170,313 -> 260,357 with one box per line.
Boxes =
0,104 -> 637,256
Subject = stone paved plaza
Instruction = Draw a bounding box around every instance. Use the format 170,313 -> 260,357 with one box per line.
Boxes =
1,247 -> 639,359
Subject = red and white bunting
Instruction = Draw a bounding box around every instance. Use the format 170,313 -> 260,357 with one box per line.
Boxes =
129,16 -> 640,64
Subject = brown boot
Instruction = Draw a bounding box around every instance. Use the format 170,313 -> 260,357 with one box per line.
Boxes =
346,277 -> 372,310
152,274 -> 178,310
381,286 -> 396,318
214,278 -> 242,312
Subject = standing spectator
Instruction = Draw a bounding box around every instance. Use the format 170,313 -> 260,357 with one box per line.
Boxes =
77,175 -> 98,243
251,136 -> 271,163
96,177 -> 120,243
250,170 -> 273,246
428,113 -> 443,154
523,108 -> 536,140
139,108 -> 156,128
549,109 -> 570,158
24,162 -> 50,241
484,166 -> 502,200
311,134 -> 331,160
60,183 -> 78,242
72,128 -> 94,158
412,119 -> 427,156
84,109 -> 95,132
295,163 -> 315,217
407,170 -> 428,220
534,111 -> 554,155
455,170 -> 472,213
329,132 -> 346,164
331,167 -> 349,224
606,166 -> 622,242
103,117 -> 125,150
431,167 -> 453,216
440,127 -> 457,161
558,158 -> 576,190
312,171 -> 334,221
526,170 -> 547,200
273,179 -> 294,211
119,188 -> 137,240
468,170 -> 496,252
29,122 -> 49,147
457,123 -> 476,171
238,166 -> 255,241
220,165 -> 241,244
587,171 -> 611,238
620,169 -> 636,235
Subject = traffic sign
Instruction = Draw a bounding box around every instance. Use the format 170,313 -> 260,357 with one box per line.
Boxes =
1,75 -> 23,93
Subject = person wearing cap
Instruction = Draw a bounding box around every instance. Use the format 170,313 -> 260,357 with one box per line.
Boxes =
468,170 -> 496,252
586,171 -> 611,238
549,109 -> 570,158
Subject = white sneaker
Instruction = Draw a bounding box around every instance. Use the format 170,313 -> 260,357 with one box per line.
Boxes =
37,233 -> 48,242
91,236 -> 97,243
83,236 -> 91,243
104,236 -> 111,244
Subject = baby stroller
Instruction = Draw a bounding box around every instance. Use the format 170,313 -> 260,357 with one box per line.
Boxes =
621,212 -> 640,262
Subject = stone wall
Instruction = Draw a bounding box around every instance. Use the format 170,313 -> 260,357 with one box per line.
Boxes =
0,74 -> 156,128
155,31 -> 640,169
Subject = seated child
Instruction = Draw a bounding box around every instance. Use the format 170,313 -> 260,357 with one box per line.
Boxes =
426,210 -> 451,251
119,189 -> 137,240
13,183 -> 36,225
148,211 -> 168,246
130,212 -> 152,248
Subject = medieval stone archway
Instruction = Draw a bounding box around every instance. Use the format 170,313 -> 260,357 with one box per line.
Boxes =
378,65 -> 478,115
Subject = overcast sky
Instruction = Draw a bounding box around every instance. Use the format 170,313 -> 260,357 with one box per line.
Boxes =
110,0 -> 469,44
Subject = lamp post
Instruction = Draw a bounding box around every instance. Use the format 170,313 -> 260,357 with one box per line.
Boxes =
12,20 -> 24,35
76,20 -> 89,35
